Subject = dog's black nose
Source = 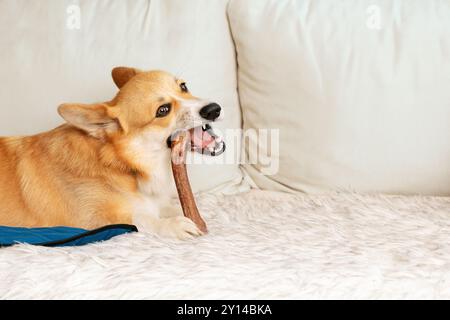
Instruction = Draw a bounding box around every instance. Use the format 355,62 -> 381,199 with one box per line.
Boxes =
199,103 -> 221,121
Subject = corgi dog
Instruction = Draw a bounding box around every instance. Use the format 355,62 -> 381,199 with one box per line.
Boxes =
0,67 -> 225,239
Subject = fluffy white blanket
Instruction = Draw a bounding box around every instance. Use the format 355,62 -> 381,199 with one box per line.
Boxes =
1,190 -> 449,299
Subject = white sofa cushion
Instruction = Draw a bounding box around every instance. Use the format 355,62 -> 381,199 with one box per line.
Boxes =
228,0 -> 450,195
0,0 -> 245,193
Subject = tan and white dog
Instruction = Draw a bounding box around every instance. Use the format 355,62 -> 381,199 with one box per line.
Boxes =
0,67 -> 224,239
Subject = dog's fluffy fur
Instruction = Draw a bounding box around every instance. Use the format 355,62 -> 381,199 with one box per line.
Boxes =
0,67 -> 219,239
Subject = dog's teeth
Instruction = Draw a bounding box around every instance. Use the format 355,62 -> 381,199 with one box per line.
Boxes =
202,124 -> 207,131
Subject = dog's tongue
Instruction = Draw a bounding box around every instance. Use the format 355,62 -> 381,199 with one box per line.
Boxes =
190,126 -> 216,149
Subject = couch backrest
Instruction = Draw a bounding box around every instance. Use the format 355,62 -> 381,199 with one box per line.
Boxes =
2,0 -> 449,196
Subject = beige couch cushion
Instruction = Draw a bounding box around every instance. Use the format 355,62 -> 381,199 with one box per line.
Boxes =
229,0 -> 450,196
0,0 -> 245,193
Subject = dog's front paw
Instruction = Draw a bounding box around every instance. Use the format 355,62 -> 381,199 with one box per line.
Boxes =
157,216 -> 203,240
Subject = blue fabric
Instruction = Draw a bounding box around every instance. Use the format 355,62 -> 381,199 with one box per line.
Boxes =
0,224 -> 138,247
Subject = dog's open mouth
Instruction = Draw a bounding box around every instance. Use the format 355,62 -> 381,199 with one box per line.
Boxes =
189,124 -> 225,156
167,124 -> 225,157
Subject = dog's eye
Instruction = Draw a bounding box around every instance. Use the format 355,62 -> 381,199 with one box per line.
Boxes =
156,103 -> 171,118
180,82 -> 188,93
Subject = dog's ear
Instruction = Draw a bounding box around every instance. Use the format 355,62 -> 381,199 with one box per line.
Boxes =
58,103 -> 128,138
111,67 -> 141,89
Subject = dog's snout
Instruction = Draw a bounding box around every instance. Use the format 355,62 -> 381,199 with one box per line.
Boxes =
199,103 -> 221,121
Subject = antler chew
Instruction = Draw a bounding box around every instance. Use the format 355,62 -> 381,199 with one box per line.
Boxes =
170,132 -> 208,234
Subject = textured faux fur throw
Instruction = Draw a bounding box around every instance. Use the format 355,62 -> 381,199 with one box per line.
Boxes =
1,190 -> 449,299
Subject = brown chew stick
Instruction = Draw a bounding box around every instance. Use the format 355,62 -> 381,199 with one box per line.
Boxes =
170,132 -> 208,233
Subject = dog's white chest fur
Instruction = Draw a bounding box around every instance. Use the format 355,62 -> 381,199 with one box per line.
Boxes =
127,130 -> 177,199
137,151 -> 175,197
